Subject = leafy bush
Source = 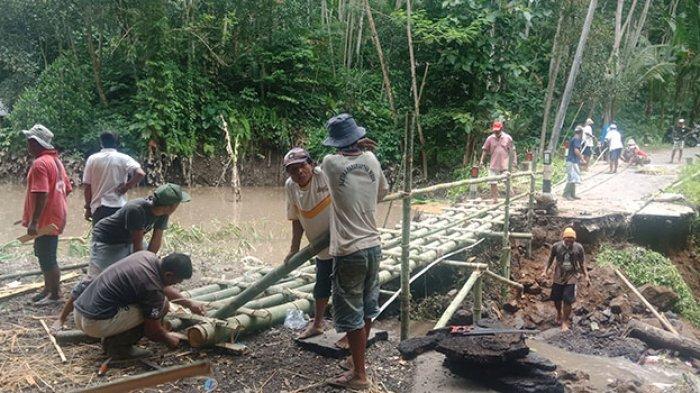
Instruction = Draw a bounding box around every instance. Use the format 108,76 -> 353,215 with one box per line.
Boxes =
597,245 -> 700,327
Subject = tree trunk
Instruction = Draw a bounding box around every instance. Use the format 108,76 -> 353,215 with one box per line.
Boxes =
538,3 -> 566,156
85,26 -> 108,107
626,320 -> 700,359
546,0 -> 598,153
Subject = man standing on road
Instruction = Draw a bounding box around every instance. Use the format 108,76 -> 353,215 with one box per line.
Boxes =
21,124 -> 73,305
541,228 -> 590,332
581,118 -> 596,170
563,126 -> 586,201
479,120 -> 515,203
73,251 -> 205,359
321,113 -> 389,390
83,131 -> 145,225
282,147 -> 343,345
605,124 -> 623,173
669,119 -> 688,164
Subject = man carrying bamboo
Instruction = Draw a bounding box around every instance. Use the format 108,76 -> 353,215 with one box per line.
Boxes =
73,251 -> 205,359
541,227 -> 590,331
321,113 -> 389,390
283,147 -> 346,347
479,120 -> 515,203
562,126 -> 586,200
21,124 -> 73,305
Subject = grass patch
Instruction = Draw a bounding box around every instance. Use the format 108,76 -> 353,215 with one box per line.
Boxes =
597,244 -> 700,327
669,161 -> 700,205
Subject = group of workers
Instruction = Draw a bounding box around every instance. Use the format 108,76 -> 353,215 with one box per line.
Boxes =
20,114 -> 387,390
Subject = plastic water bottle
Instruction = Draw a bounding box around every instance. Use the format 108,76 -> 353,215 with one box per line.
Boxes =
284,309 -> 308,330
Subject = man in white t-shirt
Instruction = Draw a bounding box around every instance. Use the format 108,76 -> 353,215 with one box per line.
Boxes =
581,118 -> 596,170
604,124 -> 623,173
283,147 -> 344,344
321,113 -> 389,390
83,132 -> 145,224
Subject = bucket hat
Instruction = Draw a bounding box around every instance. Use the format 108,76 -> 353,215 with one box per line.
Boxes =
323,113 -> 366,148
22,124 -> 54,149
283,147 -> 311,167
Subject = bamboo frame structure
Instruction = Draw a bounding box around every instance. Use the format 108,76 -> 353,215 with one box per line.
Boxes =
400,113 -> 415,340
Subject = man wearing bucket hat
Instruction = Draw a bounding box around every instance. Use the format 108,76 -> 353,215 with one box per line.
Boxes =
21,124 -> 73,305
605,124 -> 623,173
669,118 -> 688,164
320,113 -> 388,390
52,183 -> 192,330
479,120 -> 516,203
282,147 -> 347,346
541,227 -> 589,332
581,118 -> 596,170
562,126 -> 586,201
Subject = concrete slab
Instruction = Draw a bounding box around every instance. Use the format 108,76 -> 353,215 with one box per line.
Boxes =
294,329 -> 389,359
636,202 -> 695,218
410,351 -> 495,393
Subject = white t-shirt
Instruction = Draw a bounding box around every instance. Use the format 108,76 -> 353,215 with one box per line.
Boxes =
321,151 -> 389,257
605,130 -> 623,150
83,148 -> 142,213
285,167 -> 331,260
582,125 -> 594,148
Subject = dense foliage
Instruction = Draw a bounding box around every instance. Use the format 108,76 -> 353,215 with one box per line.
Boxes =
597,245 -> 700,327
0,0 -> 698,178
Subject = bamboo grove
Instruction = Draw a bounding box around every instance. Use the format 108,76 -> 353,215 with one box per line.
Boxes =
0,1 -> 698,180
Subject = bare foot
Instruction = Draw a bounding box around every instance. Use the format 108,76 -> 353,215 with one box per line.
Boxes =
555,317 -> 562,326
51,319 -> 65,332
297,325 -> 323,340
334,335 -> 349,350
561,321 -> 570,332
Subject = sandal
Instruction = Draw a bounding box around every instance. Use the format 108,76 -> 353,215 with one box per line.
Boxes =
31,291 -> 49,303
327,371 -> 370,390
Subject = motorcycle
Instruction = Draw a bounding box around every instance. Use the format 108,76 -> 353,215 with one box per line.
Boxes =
663,124 -> 699,147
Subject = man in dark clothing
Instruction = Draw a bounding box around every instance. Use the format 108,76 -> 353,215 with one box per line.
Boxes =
541,228 -> 590,331
669,118 -> 688,164
73,251 -> 205,359
563,127 -> 586,200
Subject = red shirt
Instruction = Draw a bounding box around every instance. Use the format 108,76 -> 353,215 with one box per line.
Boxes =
22,151 -> 72,235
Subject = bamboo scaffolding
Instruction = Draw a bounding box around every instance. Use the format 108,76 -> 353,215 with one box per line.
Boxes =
435,269 -> 484,329
500,152 -> 513,298
400,113 -> 415,340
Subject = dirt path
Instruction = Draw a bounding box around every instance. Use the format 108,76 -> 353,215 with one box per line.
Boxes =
556,146 -> 698,217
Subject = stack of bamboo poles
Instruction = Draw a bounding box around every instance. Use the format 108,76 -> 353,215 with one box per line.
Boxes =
166,199 -> 516,347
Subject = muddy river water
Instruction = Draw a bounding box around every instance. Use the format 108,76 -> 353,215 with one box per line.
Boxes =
1,183 -> 401,263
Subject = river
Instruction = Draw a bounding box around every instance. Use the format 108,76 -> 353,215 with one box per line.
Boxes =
1,183 -> 401,263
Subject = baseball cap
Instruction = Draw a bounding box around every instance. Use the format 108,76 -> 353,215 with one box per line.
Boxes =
22,124 -> 54,149
491,121 -> 503,132
574,126 -> 583,133
562,227 -> 576,239
283,147 -> 311,167
153,183 -> 191,206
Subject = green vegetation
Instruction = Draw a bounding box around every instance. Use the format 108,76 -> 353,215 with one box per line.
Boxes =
671,161 -> 700,205
0,1 -> 698,178
597,245 -> 700,327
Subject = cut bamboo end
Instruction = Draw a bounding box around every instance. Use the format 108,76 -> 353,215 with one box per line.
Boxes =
187,324 -> 214,348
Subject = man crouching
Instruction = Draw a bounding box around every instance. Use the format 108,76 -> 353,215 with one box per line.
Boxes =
73,251 -> 205,359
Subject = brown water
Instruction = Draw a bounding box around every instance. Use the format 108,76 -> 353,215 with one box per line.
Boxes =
1,183 -> 401,263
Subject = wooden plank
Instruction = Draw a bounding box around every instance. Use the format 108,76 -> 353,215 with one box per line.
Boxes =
0,272 -> 80,301
17,224 -> 59,243
72,361 -> 211,393
39,319 -> 67,363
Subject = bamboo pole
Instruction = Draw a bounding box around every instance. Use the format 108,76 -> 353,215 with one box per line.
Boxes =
0,262 -> 88,281
73,361 -> 211,393
400,113 -> 415,341
500,151 -> 513,299
362,0 -> 396,118
473,275 -> 483,324
614,268 -> 679,335
526,157 -> 537,258
213,232 -> 328,319
435,269 -> 484,329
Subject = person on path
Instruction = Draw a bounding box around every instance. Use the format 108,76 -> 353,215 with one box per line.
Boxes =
73,251 -> 206,359
479,120 -> 515,203
605,124 -> 623,173
581,118 -> 596,170
83,131 -> 145,225
622,139 -> 650,166
52,183 -> 190,330
563,126 -> 586,200
669,118 -> 688,164
21,124 -> 73,305
283,147 -> 347,348
541,228 -> 590,332
321,113 -> 389,390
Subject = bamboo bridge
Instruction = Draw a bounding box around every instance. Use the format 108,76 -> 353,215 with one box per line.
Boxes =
161,159 -> 539,348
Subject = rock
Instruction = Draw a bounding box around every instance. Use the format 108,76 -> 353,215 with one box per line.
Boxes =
436,333 -> 529,365
610,295 -> 630,315
503,300 -> 520,314
521,278 -> 536,289
590,322 -> 600,331
526,283 -> 542,295
638,284 -> 679,312
602,309 -> 612,318
446,289 -> 458,298
514,352 -> 557,372
398,335 -> 439,360
589,311 -> 606,323
449,309 -> 472,325
574,304 -> 590,316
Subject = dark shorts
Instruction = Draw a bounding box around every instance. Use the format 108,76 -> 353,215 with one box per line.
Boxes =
313,258 -> 333,299
582,146 -> 592,157
550,283 -> 576,304
610,148 -> 622,161
332,246 -> 381,333
34,235 -> 59,272
91,206 -> 120,226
